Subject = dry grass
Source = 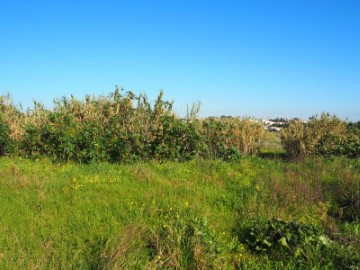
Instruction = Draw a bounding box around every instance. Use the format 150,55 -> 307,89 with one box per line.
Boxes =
281,113 -> 349,158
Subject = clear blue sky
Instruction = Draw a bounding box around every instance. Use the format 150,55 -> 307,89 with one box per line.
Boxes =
1,0 -> 359,120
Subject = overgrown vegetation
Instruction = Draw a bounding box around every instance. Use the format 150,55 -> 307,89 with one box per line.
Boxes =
0,90 -> 359,269
238,218 -> 359,269
0,157 -> 359,269
0,89 -> 265,163
1,90 -> 359,162
281,113 -> 360,159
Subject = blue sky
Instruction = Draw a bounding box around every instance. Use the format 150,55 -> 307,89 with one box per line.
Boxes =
1,0 -> 359,120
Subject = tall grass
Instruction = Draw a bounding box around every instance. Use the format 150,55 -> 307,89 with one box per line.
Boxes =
0,157 -> 359,269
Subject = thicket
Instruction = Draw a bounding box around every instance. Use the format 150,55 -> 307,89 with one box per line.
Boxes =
0,117 -> 13,155
281,113 -> 360,159
0,89 -> 266,163
2,91 -> 359,162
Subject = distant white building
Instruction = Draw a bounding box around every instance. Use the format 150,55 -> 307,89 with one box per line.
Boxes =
268,126 -> 281,132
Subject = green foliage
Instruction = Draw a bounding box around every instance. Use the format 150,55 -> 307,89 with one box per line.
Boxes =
282,113 -> 360,159
0,90 -> 267,163
340,124 -> 360,158
1,92 -> 360,161
239,218 -> 360,269
98,206 -> 224,269
0,95 -> 19,155
0,157 -> 359,269
241,219 -> 330,257
324,177 -> 360,222
201,117 -> 265,160
0,116 -> 14,155
145,207 -> 221,269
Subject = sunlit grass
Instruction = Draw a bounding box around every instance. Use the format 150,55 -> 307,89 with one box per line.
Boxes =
0,157 -> 359,269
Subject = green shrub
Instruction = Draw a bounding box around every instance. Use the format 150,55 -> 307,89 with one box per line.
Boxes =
150,115 -> 202,161
20,124 -> 43,159
4,90 -> 358,163
239,218 -> 360,269
0,116 -> 14,155
281,113 -> 359,158
146,208 -> 221,269
241,219 -> 330,256
11,90 -> 267,163
201,117 -> 265,160
100,207 -> 223,269
324,178 -> 360,222
341,124 -> 360,157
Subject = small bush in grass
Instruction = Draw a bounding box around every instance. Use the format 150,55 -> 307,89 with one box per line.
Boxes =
100,207 -> 225,269
238,218 -> 360,269
241,219 -> 330,256
146,207 -> 222,269
324,178 -> 360,222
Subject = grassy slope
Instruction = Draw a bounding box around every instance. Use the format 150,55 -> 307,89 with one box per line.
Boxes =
0,157 -> 359,269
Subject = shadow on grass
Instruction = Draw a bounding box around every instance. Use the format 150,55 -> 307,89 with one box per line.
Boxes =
258,151 -> 289,161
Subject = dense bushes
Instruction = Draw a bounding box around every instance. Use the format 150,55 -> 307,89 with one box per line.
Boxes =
2,91 -> 359,162
281,113 -> 360,159
202,117 -> 265,160
0,96 -> 17,156
0,117 -> 14,156
0,89 -> 266,163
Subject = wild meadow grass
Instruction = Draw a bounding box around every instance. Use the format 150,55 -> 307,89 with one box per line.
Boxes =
0,157 -> 359,269
1,90 -> 359,269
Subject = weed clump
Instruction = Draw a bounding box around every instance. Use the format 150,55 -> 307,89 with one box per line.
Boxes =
238,218 -> 360,269
99,207 -> 225,269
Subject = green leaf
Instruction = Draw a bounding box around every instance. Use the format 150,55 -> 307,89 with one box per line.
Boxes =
279,237 -> 290,249
263,239 -> 272,247
318,235 -> 332,247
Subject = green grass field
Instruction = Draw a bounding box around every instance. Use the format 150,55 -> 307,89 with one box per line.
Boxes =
0,157 -> 359,269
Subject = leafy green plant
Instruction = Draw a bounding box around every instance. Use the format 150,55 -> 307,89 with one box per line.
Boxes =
282,113 -> 359,159
201,117 -> 265,160
239,218 -> 360,269
324,178 -> 360,222
0,156 -> 359,269
3,89 -> 267,163
241,219 -> 330,256
0,116 -> 14,155
146,207 -> 222,269
1,91 -> 359,163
